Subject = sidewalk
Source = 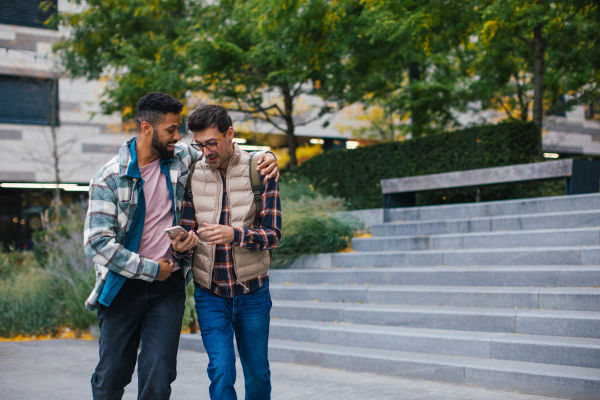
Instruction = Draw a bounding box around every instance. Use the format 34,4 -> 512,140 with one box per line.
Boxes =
0,339 -> 562,400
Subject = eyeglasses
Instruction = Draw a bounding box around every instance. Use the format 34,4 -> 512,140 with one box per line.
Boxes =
191,132 -> 226,152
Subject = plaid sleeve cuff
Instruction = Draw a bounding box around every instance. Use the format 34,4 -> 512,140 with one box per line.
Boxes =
232,228 -> 244,246
169,245 -> 193,259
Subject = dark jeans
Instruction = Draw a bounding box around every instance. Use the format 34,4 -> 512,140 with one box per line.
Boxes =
194,283 -> 272,400
92,269 -> 185,400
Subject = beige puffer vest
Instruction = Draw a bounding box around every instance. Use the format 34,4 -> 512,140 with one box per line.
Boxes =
191,143 -> 271,289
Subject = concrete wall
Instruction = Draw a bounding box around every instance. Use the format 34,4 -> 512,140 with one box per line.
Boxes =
0,16 -> 134,184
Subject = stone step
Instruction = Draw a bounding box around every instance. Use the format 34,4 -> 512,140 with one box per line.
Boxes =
271,300 -> 600,338
384,192 -> 600,223
270,266 -> 600,287
293,246 -> 600,268
269,284 -> 600,311
179,335 -> 600,399
352,227 -> 600,252
371,209 -> 600,237
269,319 -> 600,369
269,340 -> 600,400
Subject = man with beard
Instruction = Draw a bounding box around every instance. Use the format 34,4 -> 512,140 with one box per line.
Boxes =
83,93 -> 279,400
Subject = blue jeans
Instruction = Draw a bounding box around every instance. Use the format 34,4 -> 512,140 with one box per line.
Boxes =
92,269 -> 186,400
194,282 -> 272,400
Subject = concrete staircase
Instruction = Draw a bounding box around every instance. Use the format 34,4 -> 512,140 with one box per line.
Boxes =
181,193 -> 600,399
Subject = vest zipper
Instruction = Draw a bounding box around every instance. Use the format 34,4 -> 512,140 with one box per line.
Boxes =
209,168 -> 222,286
224,151 -> 246,289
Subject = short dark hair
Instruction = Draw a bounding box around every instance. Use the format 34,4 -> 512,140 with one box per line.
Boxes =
136,92 -> 183,131
187,104 -> 232,133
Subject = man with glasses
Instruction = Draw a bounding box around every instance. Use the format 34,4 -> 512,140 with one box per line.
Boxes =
83,93 -> 279,400
180,104 -> 282,400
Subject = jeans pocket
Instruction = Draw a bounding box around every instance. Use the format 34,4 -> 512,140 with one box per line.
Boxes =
255,282 -> 269,292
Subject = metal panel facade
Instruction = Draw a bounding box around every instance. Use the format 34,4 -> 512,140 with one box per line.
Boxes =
0,0 -> 57,30
0,75 -> 59,126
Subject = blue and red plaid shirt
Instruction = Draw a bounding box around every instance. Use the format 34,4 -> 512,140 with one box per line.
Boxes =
179,173 -> 281,297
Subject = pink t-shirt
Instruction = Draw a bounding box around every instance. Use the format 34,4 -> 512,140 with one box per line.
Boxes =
137,158 -> 179,272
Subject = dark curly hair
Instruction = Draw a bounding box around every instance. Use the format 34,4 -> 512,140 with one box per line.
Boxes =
187,104 -> 232,133
136,92 -> 183,131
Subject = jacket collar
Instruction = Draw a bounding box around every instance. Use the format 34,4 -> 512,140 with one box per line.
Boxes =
118,137 -> 136,177
118,136 -> 178,178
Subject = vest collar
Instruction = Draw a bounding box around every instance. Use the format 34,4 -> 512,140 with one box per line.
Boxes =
229,142 -> 243,167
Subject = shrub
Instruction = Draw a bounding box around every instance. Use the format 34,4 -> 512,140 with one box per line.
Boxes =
33,203 -> 97,330
0,271 -> 63,337
271,177 -> 364,268
0,203 -> 96,338
0,249 -> 36,279
182,283 -> 198,334
293,121 -> 551,209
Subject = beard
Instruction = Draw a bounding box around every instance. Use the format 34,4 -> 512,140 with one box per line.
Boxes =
151,129 -> 176,159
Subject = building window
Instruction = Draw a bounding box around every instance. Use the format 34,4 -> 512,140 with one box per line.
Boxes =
0,75 -> 59,126
0,0 -> 58,30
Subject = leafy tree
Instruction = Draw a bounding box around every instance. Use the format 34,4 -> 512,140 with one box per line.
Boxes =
56,0 -> 347,168
55,0 -> 189,119
181,0 -> 350,168
55,0 -> 599,159
324,0 -> 477,140
335,0 -> 599,145
471,0 -> 600,131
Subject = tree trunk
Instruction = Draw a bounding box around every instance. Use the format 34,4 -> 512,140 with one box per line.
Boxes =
515,75 -> 528,121
532,23 -> 546,154
387,101 -> 395,141
51,125 -> 60,205
282,83 -> 298,169
409,63 -> 424,137
50,79 -> 61,207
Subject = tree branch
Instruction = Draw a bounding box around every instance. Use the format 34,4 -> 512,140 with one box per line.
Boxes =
499,100 -> 518,121
515,75 -> 527,115
257,113 -> 287,132
231,105 -> 287,132
516,34 -> 533,48
294,112 -> 326,127
233,102 -> 278,115
291,82 -> 305,99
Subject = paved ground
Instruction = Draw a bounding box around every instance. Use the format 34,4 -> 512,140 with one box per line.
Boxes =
0,339 -> 563,400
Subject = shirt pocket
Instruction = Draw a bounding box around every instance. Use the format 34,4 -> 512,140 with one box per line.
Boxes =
116,201 -> 132,231
118,200 -> 131,211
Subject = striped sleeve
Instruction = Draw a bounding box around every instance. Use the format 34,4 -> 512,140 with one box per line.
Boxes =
232,175 -> 281,250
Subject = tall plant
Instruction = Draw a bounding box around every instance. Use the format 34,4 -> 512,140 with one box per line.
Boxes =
34,203 -> 96,330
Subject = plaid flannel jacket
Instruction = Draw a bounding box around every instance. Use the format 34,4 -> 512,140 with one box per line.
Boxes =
83,137 -> 198,311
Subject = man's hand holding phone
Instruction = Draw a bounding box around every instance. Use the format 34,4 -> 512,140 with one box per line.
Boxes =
165,226 -> 200,254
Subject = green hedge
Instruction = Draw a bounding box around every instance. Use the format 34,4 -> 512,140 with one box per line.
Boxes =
294,122 -> 560,209
271,177 -> 364,268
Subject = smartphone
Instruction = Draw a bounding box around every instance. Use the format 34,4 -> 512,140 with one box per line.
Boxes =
165,226 -> 189,240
